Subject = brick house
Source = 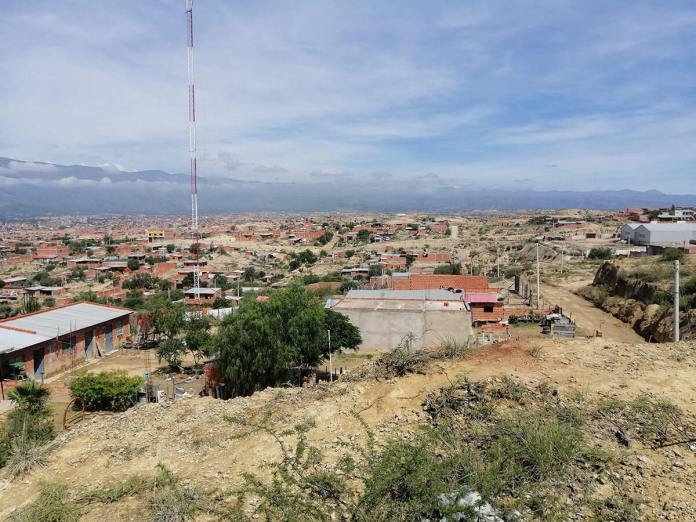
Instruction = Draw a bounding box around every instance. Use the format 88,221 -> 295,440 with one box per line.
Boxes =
0,302 -> 133,379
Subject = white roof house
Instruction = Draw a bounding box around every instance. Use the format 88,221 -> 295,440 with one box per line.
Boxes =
0,302 -> 131,354
633,223 -> 696,246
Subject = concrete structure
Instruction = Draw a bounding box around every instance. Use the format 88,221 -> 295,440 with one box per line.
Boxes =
0,302 -> 132,379
329,289 -> 472,350
657,207 -> 695,222
184,287 -> 221,305
633,223 -> 696,246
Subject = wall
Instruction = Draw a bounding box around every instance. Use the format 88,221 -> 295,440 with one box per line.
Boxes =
335,305 -> 472,350
5,316 -> 130,379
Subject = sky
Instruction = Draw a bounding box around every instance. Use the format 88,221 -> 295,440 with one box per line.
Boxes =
2,0 -> 696,193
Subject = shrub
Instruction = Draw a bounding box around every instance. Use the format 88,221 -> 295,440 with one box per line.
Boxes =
661,249 -> 684,262
69,370 -> 143,411
594,394 -> 694,448
588,248 -> 614,260
1,382 -> 55,472
10,482 -> 82,522
683,275 -> 696,295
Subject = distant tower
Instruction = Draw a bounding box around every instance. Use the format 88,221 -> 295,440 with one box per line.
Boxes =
186,0 -> 200,300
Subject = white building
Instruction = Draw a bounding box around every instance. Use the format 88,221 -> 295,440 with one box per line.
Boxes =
632,223 -> 696,246
328,289 -> 473,350
619,223 -> 641,243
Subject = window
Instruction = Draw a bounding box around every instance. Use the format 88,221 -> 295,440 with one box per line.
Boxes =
61,338 -> 75,354
483,306 -> 494,313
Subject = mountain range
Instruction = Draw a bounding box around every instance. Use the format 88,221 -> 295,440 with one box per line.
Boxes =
1,157 -> 695,217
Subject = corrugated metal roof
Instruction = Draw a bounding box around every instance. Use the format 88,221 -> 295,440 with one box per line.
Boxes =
637,223 -> 696,232
0,328 -> 47,354
0,303 -> 131,353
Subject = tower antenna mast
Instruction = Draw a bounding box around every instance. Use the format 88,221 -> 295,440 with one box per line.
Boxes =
186,0 -> 200,301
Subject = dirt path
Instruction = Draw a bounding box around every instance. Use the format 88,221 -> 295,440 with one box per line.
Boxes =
541,281 -> 645,343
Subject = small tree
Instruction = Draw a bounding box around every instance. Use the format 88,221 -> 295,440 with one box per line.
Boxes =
325,309 -> 361,353
153,303 -> 186,339
185,329 -> 212,365
157,338 -> 186,371
127,258 -> 140,271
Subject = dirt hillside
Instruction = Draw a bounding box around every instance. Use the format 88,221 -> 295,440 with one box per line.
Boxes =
3,337 -> 696,520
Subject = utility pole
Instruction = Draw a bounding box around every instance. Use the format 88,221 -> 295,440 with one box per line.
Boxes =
496,246 -> 500,278
536,242 -> 541,309
327,329 -> 333,382
560,245 -> 564,274
674,260 -> 680,342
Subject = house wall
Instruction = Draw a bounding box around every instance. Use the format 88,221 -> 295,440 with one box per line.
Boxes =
335,305 -> 472,350
5,316 -> 130,378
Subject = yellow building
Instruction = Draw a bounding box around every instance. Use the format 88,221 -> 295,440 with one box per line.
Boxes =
147,229 -> 165,242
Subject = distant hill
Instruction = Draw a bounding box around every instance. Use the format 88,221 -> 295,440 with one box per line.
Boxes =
1,157 -> 695,217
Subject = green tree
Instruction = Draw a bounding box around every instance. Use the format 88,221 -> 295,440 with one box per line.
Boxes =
405,254 -> 416,268
127,258 -> 140,271
157,338 -> 186,371
325,309 -> 361,352
8,381 -> 51,414
213,298 -> 291,397
185,329 -> 212,365
153,303 -> 186,339
244,266 -> 256,282
434,263 -> 462,275
166,244 -> 176,253
212,296 -> 229,309
123,290 -> 145,309
356,229 -> 371,242
213,284 -> 361,397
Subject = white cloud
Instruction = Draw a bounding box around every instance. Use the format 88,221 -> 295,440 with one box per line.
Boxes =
1,1 -> 696,193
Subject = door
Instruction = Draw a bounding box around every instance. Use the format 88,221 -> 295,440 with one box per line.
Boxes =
33,348 -> 45,378
105,326 -> 113,353
85,331 -> 94,360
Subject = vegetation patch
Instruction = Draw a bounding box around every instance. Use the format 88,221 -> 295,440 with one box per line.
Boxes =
0,381 -> 55,477
69,370 -> 144,411
594,394 -> 696,448
224,377 -> 623,521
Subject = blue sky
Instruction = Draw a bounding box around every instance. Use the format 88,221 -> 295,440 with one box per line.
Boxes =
2,0 -> 696,192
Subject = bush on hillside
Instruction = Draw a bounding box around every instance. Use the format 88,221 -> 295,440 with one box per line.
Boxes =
69,370 -> 143,411
587,248 -> 614,260
0,381 -> 55,473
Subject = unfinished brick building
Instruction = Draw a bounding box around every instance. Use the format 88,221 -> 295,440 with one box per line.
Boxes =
0,302 -> 132,379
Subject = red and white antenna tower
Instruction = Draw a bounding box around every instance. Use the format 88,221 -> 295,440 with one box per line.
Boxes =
186,0 -> 200,300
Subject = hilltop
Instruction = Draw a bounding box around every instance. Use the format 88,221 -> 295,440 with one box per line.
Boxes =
3,337 -> 696,520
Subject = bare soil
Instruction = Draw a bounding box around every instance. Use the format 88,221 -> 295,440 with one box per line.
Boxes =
2,337 -> 696,520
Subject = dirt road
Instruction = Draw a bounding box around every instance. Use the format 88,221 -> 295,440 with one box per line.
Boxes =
541,281 -> 645,343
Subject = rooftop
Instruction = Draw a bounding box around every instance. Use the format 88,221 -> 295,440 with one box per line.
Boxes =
0,302 -> 132,353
